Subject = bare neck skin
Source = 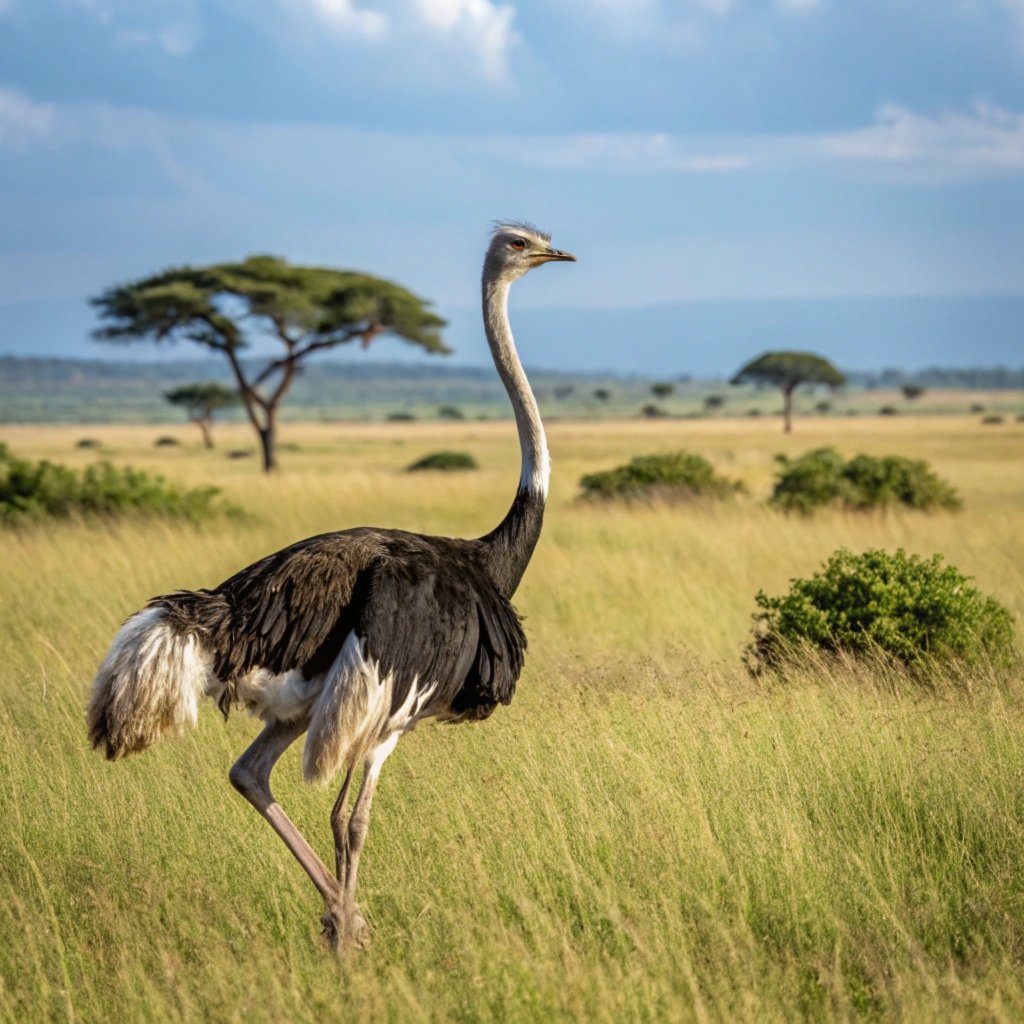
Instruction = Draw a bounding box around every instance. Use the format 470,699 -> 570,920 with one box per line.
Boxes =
478,276 -> 548,597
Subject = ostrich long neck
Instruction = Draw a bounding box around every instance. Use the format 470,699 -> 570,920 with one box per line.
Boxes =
479,276 -> 548,598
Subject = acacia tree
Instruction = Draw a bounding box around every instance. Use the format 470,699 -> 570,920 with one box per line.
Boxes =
92,256 -> 448,471
164,382 -> 240,449
730,351 -> 845,433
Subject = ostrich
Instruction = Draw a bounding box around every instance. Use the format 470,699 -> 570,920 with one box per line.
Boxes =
86,223 -> 575,950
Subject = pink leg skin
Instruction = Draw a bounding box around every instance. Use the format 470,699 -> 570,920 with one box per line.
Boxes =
229,721 -> 348,948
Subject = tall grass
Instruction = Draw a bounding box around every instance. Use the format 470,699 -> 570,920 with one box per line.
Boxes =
1,417 -> 1022,1023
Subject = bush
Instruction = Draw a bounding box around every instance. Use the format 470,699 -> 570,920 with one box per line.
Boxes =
879,405 -> 899,416
76,438 -> 101,449
747,548 -> 1016,676
438,405 -> 465,420
641,404 -> 668,419
0,443 -> 233,525
388,412 -> 416,422
154,436 -> 180,447
981,415 -> 1004,425
579,451 -> 744,503
407,451 -> 478,472
770,448 -> 961,514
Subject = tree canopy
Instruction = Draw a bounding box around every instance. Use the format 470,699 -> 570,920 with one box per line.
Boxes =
730,350 -> 845,433
730,351 -> 846,391
164,382 -> 240,448
92,256 -> 448,469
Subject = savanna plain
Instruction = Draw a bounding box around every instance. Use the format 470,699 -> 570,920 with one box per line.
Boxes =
2,415 -> 1023,1024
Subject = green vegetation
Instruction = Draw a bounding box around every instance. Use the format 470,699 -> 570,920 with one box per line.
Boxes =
579,451 -> 743,502
0,443 -> 230,525
748,547 -> 1016,676
640,403 -> 668,418
437,404 -> 465,420
770,447 -> 961,514
0,420 -> 1022,1023
407,450 -> 478,472
731,350 -> 846,433
164,382 -> 240,448
92,257 -> 448,470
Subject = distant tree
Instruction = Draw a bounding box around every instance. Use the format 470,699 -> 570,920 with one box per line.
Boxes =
593,388 -> 611,402
641,403 -> 668,419
815,400 -> 832,414
553,385 -> 575,400
164,382 -> 239,449
730,351 -> 846,433
651,382 -> 674,399
704,394 -> 725,411
901,383 -> 926,400
437,404 -> 465,420
91,256 -> 448,471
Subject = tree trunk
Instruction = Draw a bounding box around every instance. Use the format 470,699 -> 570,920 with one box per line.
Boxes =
259,420 -> 277,473
782,385 -> 794,433
197,416 -> 214,449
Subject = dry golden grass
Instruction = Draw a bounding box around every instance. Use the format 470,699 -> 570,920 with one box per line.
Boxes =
1,416 -> 1023,1023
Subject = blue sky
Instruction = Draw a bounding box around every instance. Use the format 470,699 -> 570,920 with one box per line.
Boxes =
1,0 -> 1023,372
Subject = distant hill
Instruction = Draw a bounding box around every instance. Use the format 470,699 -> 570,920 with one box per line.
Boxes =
0,356 -> 650,423
3,292 -> 1023,377
1,355 -> 1021,424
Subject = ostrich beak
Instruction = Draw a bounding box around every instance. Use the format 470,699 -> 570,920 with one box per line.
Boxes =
536,246 -> 576,263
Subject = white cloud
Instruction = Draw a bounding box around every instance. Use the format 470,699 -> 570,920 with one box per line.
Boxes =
410,0 -> 517,80
0,88 -> 56,149
56,0 -> 203,56
818,102 -> 1024,181
12,89 -> 1024,187
291,0 -> 516,79
300,0 -> 389,40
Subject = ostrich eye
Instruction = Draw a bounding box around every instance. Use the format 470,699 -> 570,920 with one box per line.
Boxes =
510,238 -> 526,250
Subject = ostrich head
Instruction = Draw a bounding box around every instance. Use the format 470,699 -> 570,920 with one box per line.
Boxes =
484,222 -> 576,284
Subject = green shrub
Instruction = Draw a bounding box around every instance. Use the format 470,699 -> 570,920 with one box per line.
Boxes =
407,451 -> 478,472
437,405 -> 465,420
641,404 -> 668,419
770,448 -> 961,514
0,443 -> 234,525
579,451 -> 744,503
388,412 -> 416,422
154,436 -> 180,447
748,548 -> 1016,676
76,438 -> 101,449
981,415 -> 1004,425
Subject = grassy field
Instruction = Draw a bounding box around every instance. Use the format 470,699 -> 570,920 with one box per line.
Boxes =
1,416 -> 1023,1023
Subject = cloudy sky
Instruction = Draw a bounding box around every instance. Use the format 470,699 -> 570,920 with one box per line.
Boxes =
1,1 -> 1023,371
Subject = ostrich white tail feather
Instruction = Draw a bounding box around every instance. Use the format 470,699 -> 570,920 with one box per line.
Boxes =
87,607 -> 213,759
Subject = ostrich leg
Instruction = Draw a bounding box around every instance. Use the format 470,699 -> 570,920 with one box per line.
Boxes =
324,733 -> 399,949
229,721 -> 344,943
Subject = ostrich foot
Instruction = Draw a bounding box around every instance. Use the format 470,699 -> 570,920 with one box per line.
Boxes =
321,903 -> 370,953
